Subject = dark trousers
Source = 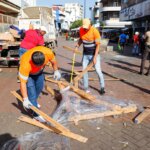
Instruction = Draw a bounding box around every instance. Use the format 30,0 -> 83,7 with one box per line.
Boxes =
140,45 -> 150,75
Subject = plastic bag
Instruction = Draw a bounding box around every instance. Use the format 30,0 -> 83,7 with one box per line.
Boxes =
117,43 -> 121,51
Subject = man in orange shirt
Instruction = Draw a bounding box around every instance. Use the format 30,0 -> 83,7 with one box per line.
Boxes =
19,46 -> 61,122
75,18 -> 105,95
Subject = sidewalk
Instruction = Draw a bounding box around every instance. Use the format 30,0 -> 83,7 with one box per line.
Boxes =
0,36 -> 150,150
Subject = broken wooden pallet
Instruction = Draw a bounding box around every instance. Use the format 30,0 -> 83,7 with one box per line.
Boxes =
45,77 -> 122,111
18,116 -> 88,143
134,107 -> 150,124
73,70 -> 120,81
11,91 -> 88,143
74,62 -> 94,88
69,104 -> 137,125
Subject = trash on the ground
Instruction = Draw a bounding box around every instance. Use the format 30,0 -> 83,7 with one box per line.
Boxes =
119,141 -> 128,147
96,127 -> 100,130
123,122 -> 127,127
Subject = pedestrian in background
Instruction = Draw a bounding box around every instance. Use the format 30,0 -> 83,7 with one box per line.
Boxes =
139,32 -> 145,56
75,18 -> 105,95
65,32 -> 68,40
140,30 -> 150,76
19,46 -> 61,122
118,31 -> 126,53
132,32 -> 140,56
19,25 -> 47,56
126,33 -> 129,45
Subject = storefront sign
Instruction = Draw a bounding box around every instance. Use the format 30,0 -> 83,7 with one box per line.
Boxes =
120,1 -> 150,21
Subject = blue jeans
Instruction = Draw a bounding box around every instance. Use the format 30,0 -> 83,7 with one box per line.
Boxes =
19,47 -> 27,57
132,44 -> 139,54
82,54 -> 105,90
27,73 -> 44,107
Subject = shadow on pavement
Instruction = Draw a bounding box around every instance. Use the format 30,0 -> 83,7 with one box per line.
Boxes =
103,71 -> 150,95
111,59 -> 140,68
107,62 -> 139,74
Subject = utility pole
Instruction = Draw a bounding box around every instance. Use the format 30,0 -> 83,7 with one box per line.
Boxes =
84,0 -> 86,18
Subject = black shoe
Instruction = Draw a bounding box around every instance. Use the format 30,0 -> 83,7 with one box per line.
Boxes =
99,88 -> 105,95
139,72 -> 144,75
145,72 -> 149,76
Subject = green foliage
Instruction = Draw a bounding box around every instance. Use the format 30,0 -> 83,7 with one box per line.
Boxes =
70,20 -> 82,29
99,21 -> 105,29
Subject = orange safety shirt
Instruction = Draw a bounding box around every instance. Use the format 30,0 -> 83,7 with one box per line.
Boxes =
19,46 -> 56,83
79,26 -> 100,55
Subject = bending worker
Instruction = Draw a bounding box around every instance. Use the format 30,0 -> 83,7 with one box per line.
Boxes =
19,46 -> 61,122
75,18 -> 105,95
19,25 -> 47,56
17,26 -> 47,83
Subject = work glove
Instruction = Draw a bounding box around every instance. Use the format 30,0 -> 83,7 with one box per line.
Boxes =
53,70 -> 61,80
23,97 -> 33,109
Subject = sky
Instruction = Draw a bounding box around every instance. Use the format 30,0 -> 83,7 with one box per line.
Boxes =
36,0 -> 95,18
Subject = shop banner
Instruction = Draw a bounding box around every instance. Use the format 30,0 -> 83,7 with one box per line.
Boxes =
120,1 -> 150,21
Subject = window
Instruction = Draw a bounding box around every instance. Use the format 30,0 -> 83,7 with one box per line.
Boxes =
113,12 -> 119,18
113,0 -> 119,6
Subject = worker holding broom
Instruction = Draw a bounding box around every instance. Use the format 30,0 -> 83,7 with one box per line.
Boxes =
19,46 -> 61,122
75,18 -> 105,95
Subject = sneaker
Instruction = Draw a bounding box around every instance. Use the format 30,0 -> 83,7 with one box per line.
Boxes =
99,88 -> 105,95
145,72 -> 149,76
34,115 -> 46,123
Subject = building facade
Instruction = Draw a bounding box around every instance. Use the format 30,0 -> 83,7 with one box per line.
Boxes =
64,3 -> 83,22
52,3 -> 83,32
0,0 -> 36,32
90,0 -> 132,29
90,0 -> 102,27
52,5 -> 65,31
120,0 -> 150,32
100,0 -> 132,29
0,0 -> 20,32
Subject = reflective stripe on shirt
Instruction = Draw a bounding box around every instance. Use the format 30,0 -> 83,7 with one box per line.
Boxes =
82,40 -> 96,48
19,72 -> 28,81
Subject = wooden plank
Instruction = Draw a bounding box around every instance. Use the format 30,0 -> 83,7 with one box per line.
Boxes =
45,78 -> 96,102
88,78 -> 120,81
18,116 -> 88,143
74,68 -> 95,72
134,108 -> 150,124
69,105 -> 137,124
74,62 -> 94,88
58,82 -> 66,90
63,46 -> 82,55
73,72 -> 120,81
45,85 -> 55,96
11,91 -> 69,132
45,78 -> 122,111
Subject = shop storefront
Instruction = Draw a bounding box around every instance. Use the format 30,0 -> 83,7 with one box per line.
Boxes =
120,0 -> 150,32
